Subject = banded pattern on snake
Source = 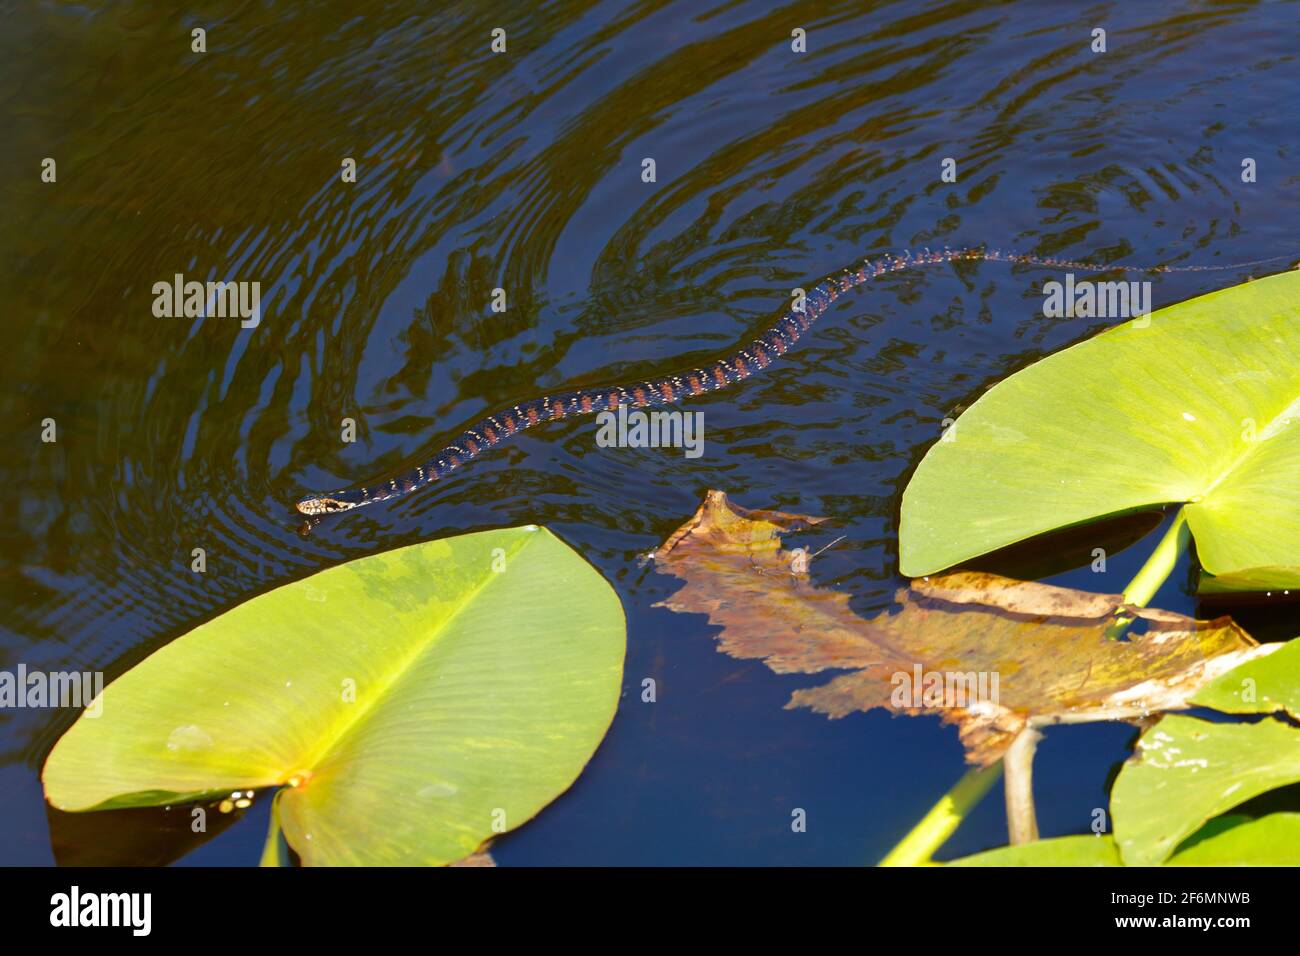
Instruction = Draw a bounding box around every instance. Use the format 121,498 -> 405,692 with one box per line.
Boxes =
296,245 -> 1287,520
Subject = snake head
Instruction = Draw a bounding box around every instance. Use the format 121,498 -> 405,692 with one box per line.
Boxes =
295,495 -> 359,516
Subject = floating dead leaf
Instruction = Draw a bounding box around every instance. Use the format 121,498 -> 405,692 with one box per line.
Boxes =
654,491 -> 1278,765
450,849 -> 495,867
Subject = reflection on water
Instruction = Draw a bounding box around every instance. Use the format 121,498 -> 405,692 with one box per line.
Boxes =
1,1 -> 1297,864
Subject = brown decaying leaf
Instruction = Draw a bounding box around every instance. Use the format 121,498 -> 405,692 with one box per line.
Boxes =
653,491 -> 1278,766
450,849 -> 495,867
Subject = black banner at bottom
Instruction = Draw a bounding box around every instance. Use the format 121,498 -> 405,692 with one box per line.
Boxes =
0,864 -> 1278,941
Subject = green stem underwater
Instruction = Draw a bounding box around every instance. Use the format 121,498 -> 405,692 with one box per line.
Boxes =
877,763 -> 1004,866
260,791 -> 287,867
1122,507 -> 1190,609
1105,506 -> 1191,640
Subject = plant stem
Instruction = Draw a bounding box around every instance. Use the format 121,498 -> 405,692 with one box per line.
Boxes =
1004,726 -> 1043,844
877,762 -> 1004,866
259,791 -> 286,867
1104,507 -> 1190,641
1122,507 -> 1190,608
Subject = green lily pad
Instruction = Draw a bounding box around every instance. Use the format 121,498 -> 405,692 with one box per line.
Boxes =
1112,713 -> 1300,865
900,270 -> 1300,592
1165,813 -> 1300,865
1190,636 -> 1300,719
1198,566 -> 1300,594
948,814 -> 1300,866
42,526 -> 625,865
948,834 -> 1121,866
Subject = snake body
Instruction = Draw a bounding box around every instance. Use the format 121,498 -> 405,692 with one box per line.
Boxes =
296,245 -> 1283,518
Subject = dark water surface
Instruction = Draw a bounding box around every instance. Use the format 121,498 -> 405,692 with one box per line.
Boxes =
2,1 -> 1298,865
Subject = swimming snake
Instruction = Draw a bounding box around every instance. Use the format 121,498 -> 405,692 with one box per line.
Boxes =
296,245 -> 1289,525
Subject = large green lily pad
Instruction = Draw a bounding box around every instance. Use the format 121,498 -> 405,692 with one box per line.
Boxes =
43,526 -> 625,865
1111,713 -> 1300,865
1164,813 -> 1300,865
901,270 -> 1300,592
948,814 -> 1300,865
948,834 -> 1121,866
